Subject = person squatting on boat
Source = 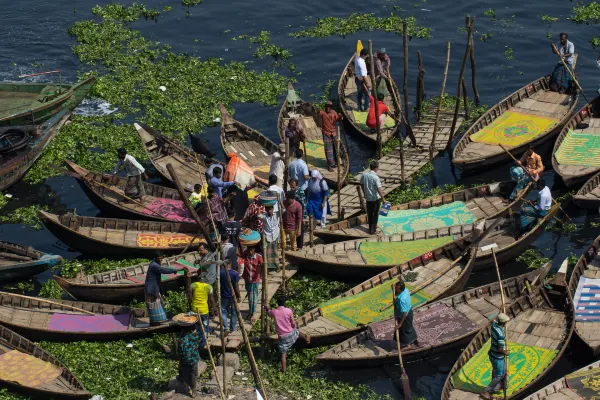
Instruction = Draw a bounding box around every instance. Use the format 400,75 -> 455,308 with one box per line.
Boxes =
519,179 -> 552,233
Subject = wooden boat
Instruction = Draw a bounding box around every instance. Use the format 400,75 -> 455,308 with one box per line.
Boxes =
568,234 -> 600,356
441,286 -> 574,399
288,203 -> 559,278
338,46 -> 400,146
552,95 -> 600,187
135,122 -> 223,192
0,292 -> 179,342
63,159 -> 194,223
54,251 -> 205,304
0,109 -> 71,191
39,211 -> 203,258
219,104 -> 279,186
0,241 -> 62,283
453,73 -> 578,171
0,128 -> 30,153
573,171 -> 600,208
292,232 -> 482,347
315,181 -> 527,243
316,264 -> 550,367
277,83 -> 350,188
0,77 -> 95,127
0,324 -> 89,399
525,359 -> 600,400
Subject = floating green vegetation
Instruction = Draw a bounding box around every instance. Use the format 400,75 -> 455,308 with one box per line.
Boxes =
540,14 -> 559,26
504,47 -> 514,61
517,249 -> 549,269
571,2 -> 600,47
273,273 -> 350,315
290,13 -> 432,39
484,8 -> 496,20
479,32 -> 494,42
91,3 -> 161,22
0,205 -> 46,229
236,31 -> 295,72
57,256 -> 150,279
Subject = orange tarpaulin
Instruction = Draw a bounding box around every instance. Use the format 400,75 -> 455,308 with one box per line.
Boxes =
224,152 -> 260,188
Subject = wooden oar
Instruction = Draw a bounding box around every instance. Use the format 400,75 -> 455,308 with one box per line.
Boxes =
0,292 -> 95,315
551,44 -> 589,103
194,311 -> 226,400
379,256 -> 463,312
491,248 -> 509,400
392,284 -> 411,399
498,144 -> 572,223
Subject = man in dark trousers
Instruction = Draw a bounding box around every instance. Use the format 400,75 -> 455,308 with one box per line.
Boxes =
360,161 -> 386,235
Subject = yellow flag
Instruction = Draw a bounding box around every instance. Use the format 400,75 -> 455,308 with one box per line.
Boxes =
356,40 -> 363,54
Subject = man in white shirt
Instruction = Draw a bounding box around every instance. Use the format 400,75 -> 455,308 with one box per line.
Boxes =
519,179 -> 552,233
259,205 -> 281,270
269,144 -> 286,185
262,174 -> 286,213
535,179 -> 552,212
288,149 -> 309,191
354,48 -> 371,112
113,148 -> 147,201
556,33 -> 574,66
550,33 -> 575,93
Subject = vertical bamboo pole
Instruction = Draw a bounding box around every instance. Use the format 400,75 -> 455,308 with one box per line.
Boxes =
196,315 -> 226,400
468,17 -> 480,106
260,233 -> 269,358
215,251 -> 227,397
403,22 -> 409,122
462,79 -> 470,120
356,183 -> 367,212
336,124 -> 342,216
429,41 -> 451,162
368,40 -> 382,159
277,193 -> 286,292
308,215 -> 314,247
283,138 -> 290,192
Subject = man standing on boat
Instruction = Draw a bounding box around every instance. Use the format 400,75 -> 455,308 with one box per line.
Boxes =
481,313 -> 510,400
319,101 -> 342,172
374,48 -> 391,97
269,144 -> 286,186
145,253 -> 185,326
354,48 -> 371,111
113,148 -> 148,202
360,161 -> 386,235
550,33 -> 575,93
394,280 -> 418,348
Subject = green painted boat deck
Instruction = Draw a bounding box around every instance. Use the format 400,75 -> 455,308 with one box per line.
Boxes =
0,85 -> 67,119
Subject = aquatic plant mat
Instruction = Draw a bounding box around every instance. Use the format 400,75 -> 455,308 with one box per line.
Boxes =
136,233 -> 201,248
367,303 -> 478,347
566,365 -> 600,398
357,236 -> 455,265
470,110 -> 559,146
377,201 -> 476,235
0,350 -> 61,387
320,282 -> 432,329
555,129 -> 600,167
573,276 -> 600,322
141,198 -> 193,222
351,110 -> 396,131
451,340 -> 557,396
48,313 -> 131,332
125,259 -> 196,283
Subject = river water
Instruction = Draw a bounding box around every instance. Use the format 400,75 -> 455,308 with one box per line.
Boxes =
1,0 -> 600,398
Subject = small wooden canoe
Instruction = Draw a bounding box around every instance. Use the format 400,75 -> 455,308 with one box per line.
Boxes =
524,359 -> 600,400
292,233 -> 481,347
0,109 -> 71,191
573,171 -> 600,208
277,83 -> 350,188
220,104 -> 278,186
63,160 -> 194,223
441,287 -> 574,400
453,74 -> 578,171
339,47 -> 400,146
39,211 -> 203,258
315,181 -> 526,243
135,122 -> 223,192
0,77 -> 95,127
0,325 -> 89,399
0,241 -> 62,283
568,234 -> 600,356
552,95 -> 600,187
316,264 -> 550,367
0,292 -> 178,342
54,251 -> 205,304
288,203 -> 558,278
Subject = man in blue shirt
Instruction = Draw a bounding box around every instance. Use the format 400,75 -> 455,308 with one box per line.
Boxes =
360,161 -> 386,234
289,149 -> 309,191
220,259 -> 241,335
482,313 -> 510,399
394,280 -> 418,348
208,166 -> 234,198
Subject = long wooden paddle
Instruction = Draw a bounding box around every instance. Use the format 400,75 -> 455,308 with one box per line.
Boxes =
498,144 -> 572,223
491,249 -> 509,400
392,284 -> 412,399
551,44 -> 589,103
0,292 -> 95,315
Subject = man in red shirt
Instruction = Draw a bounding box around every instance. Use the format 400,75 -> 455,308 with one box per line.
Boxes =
366,93 -> 391,133
282,190 -> 302,251
241,246 -> 262,322
318,101 -> 342,172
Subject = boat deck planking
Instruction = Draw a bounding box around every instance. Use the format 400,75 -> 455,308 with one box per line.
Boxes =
525,360 -> 600,399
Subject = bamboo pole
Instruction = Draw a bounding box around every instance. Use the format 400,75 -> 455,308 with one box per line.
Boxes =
491,248 -> 508,399
387,67 -> 406,186
403,22 -> 409,123
392,285 -> 412,398
461,79 -> 470,120
429,41 -> 451,162
356,184 -> 367,212
214,252 -> 228,397
0,292 -> 94,315
260,233 -> 269,358
224,268 -> 268,400
368,40 -> 382,159
336,124 -> 342,215
308,215 -> 314,247
468,17 -> 480,106
283,138 -> 290,192
415,51 -> 425,120
277,193 -> 286,273
196,314 -> 226,400
166,164 -> 215,249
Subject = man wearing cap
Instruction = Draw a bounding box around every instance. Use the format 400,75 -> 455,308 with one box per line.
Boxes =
269,143 -> 286,186
318,101 -> 342,172
113,148 -> 148,201
374,48 -> 391,96
482,313 -> 511,399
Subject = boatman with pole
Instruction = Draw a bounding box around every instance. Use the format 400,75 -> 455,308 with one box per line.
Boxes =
481,313 -> 510,399
113,148 -> 148,202
394,280 -> 418,348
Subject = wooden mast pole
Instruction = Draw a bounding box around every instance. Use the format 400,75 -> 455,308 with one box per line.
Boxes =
468,16 -> 481,106
368,40 -> 382,159
429,41 -> 451,162
402,22 -> 409,123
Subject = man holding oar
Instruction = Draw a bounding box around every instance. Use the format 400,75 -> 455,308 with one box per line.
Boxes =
394,280 -> 418,348
481,313 -> 511,399
113,148 -> 147,202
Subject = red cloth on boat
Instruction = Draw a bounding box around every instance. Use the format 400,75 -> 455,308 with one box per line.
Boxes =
366,95 -> 389,129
